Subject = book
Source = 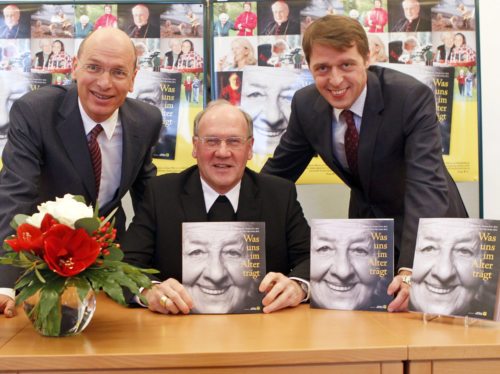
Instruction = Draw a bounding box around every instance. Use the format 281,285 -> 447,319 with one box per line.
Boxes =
409,218 -> 500,320
182,221 -> 265,314
310,218 -> 394,312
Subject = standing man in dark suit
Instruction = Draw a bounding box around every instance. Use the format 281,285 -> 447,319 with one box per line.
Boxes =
0,28 -> 163,317
122,100 -> 310,315
261,15 -> 467,312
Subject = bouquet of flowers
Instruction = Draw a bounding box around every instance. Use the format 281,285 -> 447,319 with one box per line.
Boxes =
0,194 -> 156,336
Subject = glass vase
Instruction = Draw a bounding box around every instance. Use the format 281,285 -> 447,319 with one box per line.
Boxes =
23,286 -> 96,337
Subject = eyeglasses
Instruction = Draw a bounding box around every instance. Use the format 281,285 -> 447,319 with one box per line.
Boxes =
81,63 -> 130,80
195,136 -> 251,149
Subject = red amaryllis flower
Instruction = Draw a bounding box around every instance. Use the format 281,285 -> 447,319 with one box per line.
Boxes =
40,213 -> 58,232
5,223 -> 44,255
43,224 -> 100,277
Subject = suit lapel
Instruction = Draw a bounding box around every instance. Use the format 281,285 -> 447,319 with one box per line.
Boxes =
180,167 -> 210,222
358,70 -> 385,195
116,100 -> 143,202
55,85 -> 96,200
236,169 -> 262,221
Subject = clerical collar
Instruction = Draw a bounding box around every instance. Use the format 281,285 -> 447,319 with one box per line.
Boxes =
200,177 -> 241,213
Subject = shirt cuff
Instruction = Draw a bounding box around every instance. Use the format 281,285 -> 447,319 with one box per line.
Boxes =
289,277 -> 310,302
133,281 -> 161,307
0,288 -> 16,300
397,267 -> 413,274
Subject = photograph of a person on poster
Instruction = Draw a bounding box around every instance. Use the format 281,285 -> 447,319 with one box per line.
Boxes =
94,4 -> 117,30
160,4 -> 203,38
75,14 -> 93,38
0,4 -> 29,39
46,39 -> 72,71
163,38 -> 182,69
176,39 -> 203,71
216,37 -> 257,71
364,0 -> 388,33
260,1 -> 300,36
240,66 -> 313,155
32,39 -> 52,69
213,13 -> 234,37
390,0 -> 431,32
234,2 -> 257,36
219,71 -> 242,106
125,4 -> 160,38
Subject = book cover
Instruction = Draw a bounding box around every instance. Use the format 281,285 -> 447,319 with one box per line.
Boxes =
310,219 -> 394,312
410,218 -> 500,320
128,69 -> 182,160
182,221 -> 265,314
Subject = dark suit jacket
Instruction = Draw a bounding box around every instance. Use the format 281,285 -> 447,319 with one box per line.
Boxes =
122,166 -> 310,283
127,22 -> 159,38
261,66 -> 467,269
0,84 -> 162,287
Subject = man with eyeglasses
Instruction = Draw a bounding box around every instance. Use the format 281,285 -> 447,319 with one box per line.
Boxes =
122,100 -> 310,315
0,27 -> 162,317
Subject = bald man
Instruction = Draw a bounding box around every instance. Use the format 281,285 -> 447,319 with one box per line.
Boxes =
0,28 -> 162,317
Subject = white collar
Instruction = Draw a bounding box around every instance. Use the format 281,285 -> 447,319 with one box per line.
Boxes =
333,85 -> 367,121
200,177 -> 241,213
78,98 -> 119,140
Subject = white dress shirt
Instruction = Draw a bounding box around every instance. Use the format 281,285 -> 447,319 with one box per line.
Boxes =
79,99 -> 122,208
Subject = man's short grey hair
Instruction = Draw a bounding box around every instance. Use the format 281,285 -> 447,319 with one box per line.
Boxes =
193,99 -> 253,137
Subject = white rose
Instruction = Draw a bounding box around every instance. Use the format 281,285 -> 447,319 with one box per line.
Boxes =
26,194 -> 94,228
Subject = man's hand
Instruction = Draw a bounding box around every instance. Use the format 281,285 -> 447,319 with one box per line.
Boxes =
0,295 -> 16,318
259,272 -> 305,313
387,270 -> 411,312
144,278 -> 194,315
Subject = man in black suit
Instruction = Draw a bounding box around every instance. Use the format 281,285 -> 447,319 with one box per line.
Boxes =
0,28 -> 163,317
261,15 -> 467,312
122,100 -> 310,315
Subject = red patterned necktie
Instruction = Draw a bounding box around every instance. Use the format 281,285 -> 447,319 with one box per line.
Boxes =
88,124 -> 103,196
341,110 -> 359,177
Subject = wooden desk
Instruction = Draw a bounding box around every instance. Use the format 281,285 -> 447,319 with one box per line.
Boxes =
0,294 -> 405,374
370,312 -> 500,374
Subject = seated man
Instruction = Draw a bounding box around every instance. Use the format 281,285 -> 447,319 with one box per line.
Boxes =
122,100 -> 310,314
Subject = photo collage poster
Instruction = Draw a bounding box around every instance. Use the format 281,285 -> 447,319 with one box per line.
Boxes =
211,0 -> 478,183
0,2 -> 205,169
0,1 -> 478,183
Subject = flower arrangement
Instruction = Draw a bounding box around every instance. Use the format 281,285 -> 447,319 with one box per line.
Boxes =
0,194 -> 156,336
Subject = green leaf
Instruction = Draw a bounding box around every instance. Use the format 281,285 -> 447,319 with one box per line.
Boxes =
74,217 -> 100,235
34,268 -> 46,284
68,277 -> 92,302
16,278 -> 43,305
100,207 -> 118,227
103,246 -> 123,261
101,279 -> 126,305
10,214 -> 29,230
72,195 -> 87,204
